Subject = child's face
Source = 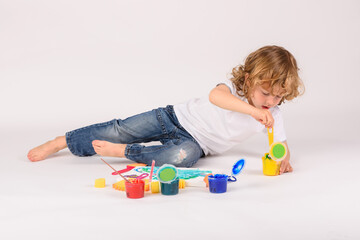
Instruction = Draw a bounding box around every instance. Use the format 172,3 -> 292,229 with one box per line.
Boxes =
248,83 -> 285,109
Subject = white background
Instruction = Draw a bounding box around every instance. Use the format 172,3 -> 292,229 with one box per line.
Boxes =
1,0 -> 359,239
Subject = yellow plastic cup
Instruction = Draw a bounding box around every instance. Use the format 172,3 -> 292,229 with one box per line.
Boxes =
262,153 -> 281,176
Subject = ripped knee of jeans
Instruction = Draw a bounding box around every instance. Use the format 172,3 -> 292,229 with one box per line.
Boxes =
169,148 -> 197,168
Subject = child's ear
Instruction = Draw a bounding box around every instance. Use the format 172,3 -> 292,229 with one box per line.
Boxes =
245,73 -> 250,87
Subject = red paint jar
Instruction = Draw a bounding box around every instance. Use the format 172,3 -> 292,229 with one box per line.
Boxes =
125,179 -> 145,199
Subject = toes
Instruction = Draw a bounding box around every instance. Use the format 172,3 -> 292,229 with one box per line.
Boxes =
92,140 -> 105,147
93,148 -> 99,154
94,148 -> 104,156
28,154 -> 40,162
27,149 -> 46,162
27,152 -> 35,161
93,145 -> 102,155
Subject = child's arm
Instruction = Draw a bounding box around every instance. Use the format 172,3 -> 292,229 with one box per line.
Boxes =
280,141 -> 293,175
209,84 -> 274,128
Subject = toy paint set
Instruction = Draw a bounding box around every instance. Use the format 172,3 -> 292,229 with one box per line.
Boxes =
95,127 -> 288,198
96,158 -> 245,199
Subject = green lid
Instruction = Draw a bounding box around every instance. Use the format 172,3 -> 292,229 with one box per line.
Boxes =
270,142 -> 287,161
157,164 -> 178,183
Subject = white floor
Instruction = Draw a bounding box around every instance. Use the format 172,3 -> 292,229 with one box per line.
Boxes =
1,124 -> 359,240
1,1 -> 360,239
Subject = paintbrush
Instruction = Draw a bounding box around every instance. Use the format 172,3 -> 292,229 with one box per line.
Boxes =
149,160 -> 155,190
100,158 -> 131,183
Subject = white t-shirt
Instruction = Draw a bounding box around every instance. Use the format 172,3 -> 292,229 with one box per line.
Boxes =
174,79 -> 287,155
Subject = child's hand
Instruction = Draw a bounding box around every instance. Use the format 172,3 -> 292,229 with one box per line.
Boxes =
250,108 -> 274,128
279,159 -> 293,175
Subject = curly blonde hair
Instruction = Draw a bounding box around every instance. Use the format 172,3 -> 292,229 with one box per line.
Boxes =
230,45 -> 304,105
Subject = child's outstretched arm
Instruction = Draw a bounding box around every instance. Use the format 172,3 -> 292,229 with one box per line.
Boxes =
209,84 -> 274,128
280,141 -> 293,174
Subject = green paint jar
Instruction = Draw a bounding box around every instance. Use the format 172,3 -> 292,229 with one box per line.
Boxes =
160,178 -> 179,195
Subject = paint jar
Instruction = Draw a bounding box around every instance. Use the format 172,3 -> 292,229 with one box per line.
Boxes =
125,179 -> 145,199
262,153 -> 281,176
208,174 -> 228,193
160,178 -> 179,195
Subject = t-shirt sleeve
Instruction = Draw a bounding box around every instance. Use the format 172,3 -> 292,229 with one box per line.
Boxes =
263,107 -> 287,142
216,79 -> 237,95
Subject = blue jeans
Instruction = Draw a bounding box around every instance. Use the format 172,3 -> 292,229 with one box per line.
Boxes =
65,105 -> 204,167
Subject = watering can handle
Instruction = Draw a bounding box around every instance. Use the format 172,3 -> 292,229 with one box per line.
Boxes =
267,127 -> 274,147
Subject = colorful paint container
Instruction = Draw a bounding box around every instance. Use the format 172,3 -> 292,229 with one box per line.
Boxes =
208,174 -> 228,193
160,178 -> 179,195
125,179 -> 145,199
262,153 -> 281,176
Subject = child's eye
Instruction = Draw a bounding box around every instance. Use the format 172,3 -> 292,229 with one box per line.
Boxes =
262,92 -> 269,96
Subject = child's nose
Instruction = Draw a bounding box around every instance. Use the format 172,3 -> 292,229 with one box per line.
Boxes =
266,97 -> 276,106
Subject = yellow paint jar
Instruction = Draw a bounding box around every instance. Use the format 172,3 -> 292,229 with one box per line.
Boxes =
262,153 -> 281,176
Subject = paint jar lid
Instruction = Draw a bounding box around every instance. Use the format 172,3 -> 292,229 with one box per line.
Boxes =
269,142 -> 287,161
232,159 -> 245,176
157,164 -> 178,183
227,159 -> 245,182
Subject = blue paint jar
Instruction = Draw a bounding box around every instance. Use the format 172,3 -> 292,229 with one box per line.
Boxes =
160,178 -> 179,195
208,174 -> 228,193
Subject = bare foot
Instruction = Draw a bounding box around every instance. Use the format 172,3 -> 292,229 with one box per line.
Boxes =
92,140 -> 126,158
27,136 -> 67,162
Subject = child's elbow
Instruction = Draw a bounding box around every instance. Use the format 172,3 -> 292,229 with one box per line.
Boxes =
208,89 -> 218,105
